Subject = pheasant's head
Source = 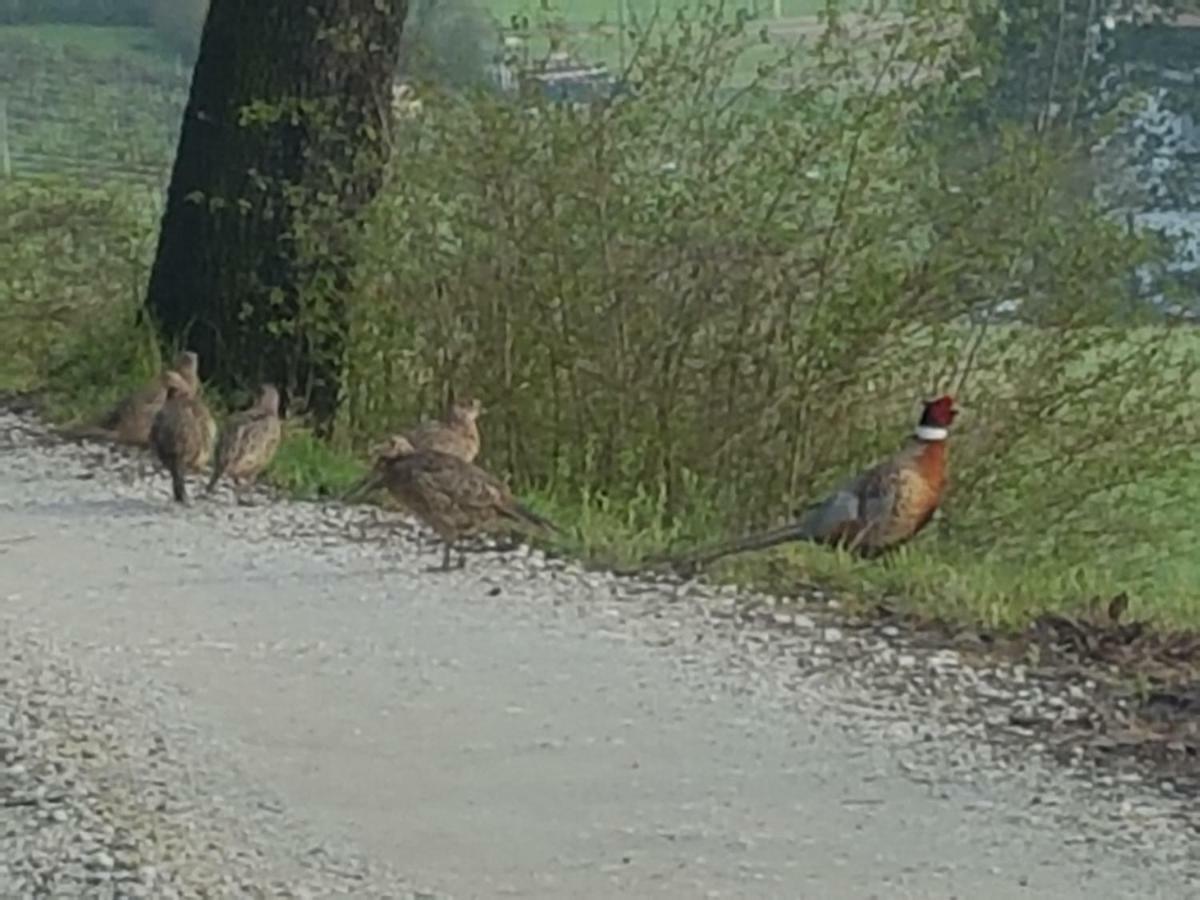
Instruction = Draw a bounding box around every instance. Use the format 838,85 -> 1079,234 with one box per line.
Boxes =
257,383 -> 281,415
450,397 -> 483,424
345,435 -> 418,503
174,350 -> 200,380
915,394 -> 957,441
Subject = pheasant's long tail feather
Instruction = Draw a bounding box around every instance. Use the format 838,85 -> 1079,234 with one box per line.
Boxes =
342,470 -> 383,503
505,502 -> 560,535
672,519 -> 823,572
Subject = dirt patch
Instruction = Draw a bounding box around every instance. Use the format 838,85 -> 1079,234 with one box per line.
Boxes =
860,596 -> 1200,792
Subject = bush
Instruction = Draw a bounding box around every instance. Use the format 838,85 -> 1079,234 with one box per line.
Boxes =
328,3 -> 1198,609
11,4 -> 1199,626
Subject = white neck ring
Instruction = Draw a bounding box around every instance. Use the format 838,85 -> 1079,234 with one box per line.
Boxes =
915,425 -> 948,442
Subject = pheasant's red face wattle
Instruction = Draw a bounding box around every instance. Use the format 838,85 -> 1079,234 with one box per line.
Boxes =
920,394 -> 957,429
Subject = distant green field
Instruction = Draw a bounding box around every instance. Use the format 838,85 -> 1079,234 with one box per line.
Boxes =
0,16 -> 770,188
485,0 -> 829,25
0,25 -> 185,184
483,0 -> 834,81
0,23 -> 172,61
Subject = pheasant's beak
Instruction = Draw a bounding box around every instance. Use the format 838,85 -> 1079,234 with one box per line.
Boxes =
342,469 -> 383,503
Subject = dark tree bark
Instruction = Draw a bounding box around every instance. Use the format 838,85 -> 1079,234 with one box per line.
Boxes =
145,0 -> 407,426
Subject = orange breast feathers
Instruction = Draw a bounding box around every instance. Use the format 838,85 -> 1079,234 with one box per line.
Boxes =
901,439 -> 949,537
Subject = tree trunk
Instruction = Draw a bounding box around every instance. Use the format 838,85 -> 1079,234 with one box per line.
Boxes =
145,0 -> 407,426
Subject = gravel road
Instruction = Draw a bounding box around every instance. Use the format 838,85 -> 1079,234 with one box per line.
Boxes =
1,409 -> 1199,899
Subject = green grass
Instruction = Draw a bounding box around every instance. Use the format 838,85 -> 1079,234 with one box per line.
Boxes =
215,414 -> 1200,634
266,430 -> 369,500
485,0 -> 831,27
3,20 -> 1199,642
0,25 -> 186,183
0,7 -> 849,186
0,23 -> 173,61
517,425 -> 1200,628
7,222 -> 1200,633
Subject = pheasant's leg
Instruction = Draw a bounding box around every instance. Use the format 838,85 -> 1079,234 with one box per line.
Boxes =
234,476 -> 257,507
440,541 -> 453,572
845,522 -> 874,555
424,535 -> 459,573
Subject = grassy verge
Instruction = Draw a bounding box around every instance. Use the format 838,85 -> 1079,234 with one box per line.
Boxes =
2,22 -> 1198,639
4,199 -> 1198,633
266,430 -> 369,500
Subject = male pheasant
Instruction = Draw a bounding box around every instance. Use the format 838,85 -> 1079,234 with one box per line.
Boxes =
60,350 -> 202,447
675,395 -> 958,571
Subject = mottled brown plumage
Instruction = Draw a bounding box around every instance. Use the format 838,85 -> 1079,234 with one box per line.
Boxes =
149,371 -> 215,504
61,351 -> 201,447
361,398 -> 484,516
399,397 -> 483,463
344,435 -> 556,570
206,384 -> 283,497
669,395 -> 958,573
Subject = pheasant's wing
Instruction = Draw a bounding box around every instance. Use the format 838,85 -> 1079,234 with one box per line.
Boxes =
404,421 -> 444,451
213,410 -> 255,474
148,405 -> 171,458
847,460 -> 903,548
788,458 -> 899,548
151,401 -> 201,467
241,415 -> 282,472
184,403 -> 211,465
102,380 -> 162,430
200,399 -> 218,449
452,460 -> 512,520
400,454 -> 491,535
791,470 -> 868,542
406,423 -> 471,459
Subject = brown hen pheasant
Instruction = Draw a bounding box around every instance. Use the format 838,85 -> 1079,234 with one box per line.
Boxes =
206,384 -> 283,499
397,397 -> 484,463
61,351 -> 201,447
344,435 -> 556,571
149,371 -> 216,504
674,395 -> 958,572
363,398 -> 484,517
